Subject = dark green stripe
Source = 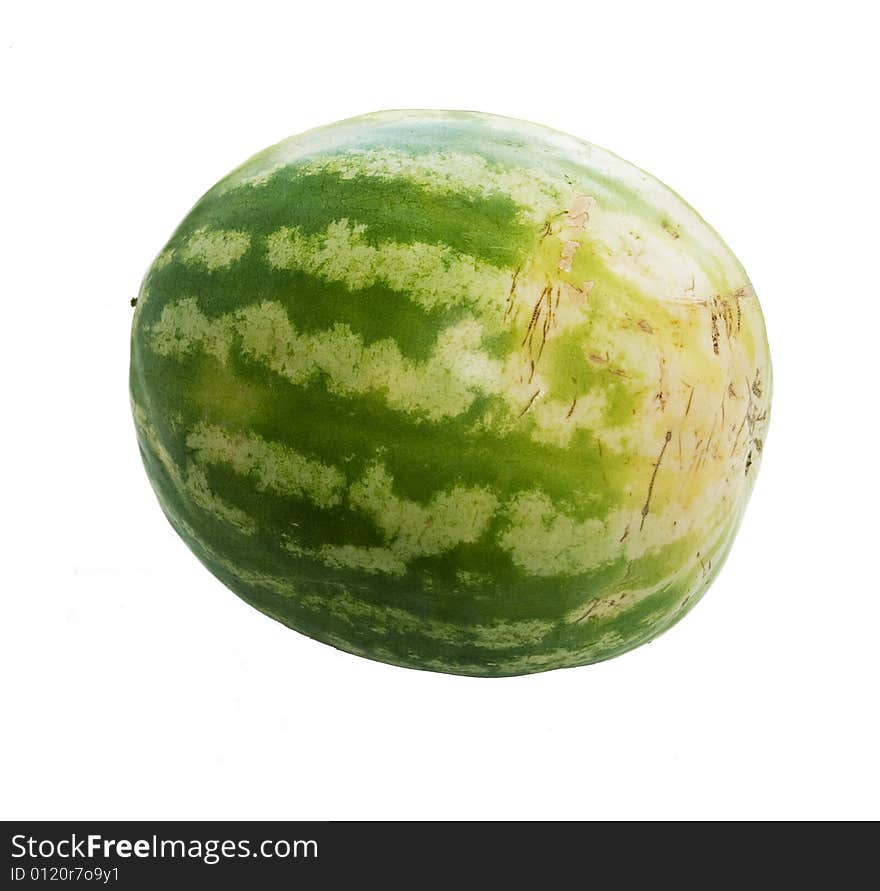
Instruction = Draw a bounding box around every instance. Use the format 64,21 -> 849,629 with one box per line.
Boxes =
177,168 -> 535,269
142,349 -> 633,520
141,259 -> 475,363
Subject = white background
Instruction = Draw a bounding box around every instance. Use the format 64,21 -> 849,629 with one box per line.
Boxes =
3,0 -> 878,820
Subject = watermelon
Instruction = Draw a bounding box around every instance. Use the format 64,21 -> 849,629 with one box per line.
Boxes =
130,110 -> 771,676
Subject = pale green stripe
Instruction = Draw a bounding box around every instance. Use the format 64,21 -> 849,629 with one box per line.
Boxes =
132,401 -> 256,534
185,422 -> 346,509
148,297 -> 503,422
265,219 -> 512,313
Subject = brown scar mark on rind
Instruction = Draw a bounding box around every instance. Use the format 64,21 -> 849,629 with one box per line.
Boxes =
503,266 -> 522,320
751,369 -> 763,399
655,356 -> 668,411
522,292 -> 545,346
729,284 -> 753,325
596,441 -> 608,486
562,281 -> 593,306
640,430 -> 672,531
715,296 -> 734,343
130,297 -> 138,308
565,195 -> 595,230
558,240 -> 580,272
710,305 -> 720,355
520,283 -> 557,378
619,524 -> 630,543
698,552 -> 709,577
539,296 -> 552,349
638,319 -> 654,334
704,417 -> 717,457
518,389 -> 541,418
566,397 -> 577,419
685,386 -> 695,416
572,600 -> 600,623
687,437 -> 704,477
731,414 -> 747,457
589,351 -> 609,365
690,284 -> 755,309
